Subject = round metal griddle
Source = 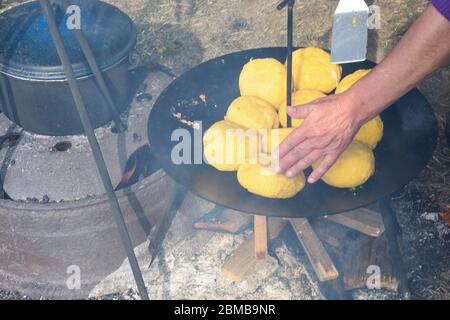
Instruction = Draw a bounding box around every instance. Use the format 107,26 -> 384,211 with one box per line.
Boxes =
148,47 -> 438,218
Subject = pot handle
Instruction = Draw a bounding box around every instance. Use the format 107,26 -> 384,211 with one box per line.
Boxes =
128,49 -> 142,71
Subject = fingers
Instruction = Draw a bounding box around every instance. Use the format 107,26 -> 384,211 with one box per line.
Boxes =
285,149 -> 323,178
286,103 -> 315,120
274,128 -> 333,173
272,125 -> 308,162
274,100 -> 327,160
275,143 -> 315,173
308,153 -> 340,184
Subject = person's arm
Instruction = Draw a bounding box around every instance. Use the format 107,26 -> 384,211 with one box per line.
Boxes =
273,3 -> 450,184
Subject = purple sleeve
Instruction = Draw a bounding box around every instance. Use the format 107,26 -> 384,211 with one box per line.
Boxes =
432,0 -> 450,20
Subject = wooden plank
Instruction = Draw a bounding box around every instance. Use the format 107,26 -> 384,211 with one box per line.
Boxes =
221,218 -> 287,281
326,208 -> 385,237
254,215 -> 268,259
194,208 -> 251,234
290,218 -> 339,282
342,233 -> 399,292
221,236 -> 256,281
267,218 -> 288,240
312,218 -> 349,248
378,200 -> 409,295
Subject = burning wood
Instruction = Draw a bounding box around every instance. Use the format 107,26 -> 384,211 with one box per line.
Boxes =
115,145 -> 159,191
440,206 -> 450,226
117,162 -> 137,189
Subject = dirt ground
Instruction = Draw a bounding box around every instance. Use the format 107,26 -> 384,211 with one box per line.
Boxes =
0,0 -> 448,300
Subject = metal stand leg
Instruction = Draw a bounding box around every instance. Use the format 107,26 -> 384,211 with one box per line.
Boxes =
277,0 -> 295,128
40,0 -> 149,300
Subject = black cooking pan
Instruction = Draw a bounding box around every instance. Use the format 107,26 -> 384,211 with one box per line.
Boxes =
148,47 -> 438,218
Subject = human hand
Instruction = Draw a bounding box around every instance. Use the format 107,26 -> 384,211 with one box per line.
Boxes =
272,92 -> 366,184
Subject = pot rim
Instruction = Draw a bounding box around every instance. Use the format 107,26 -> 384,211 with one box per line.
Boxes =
0,0 -> 137,81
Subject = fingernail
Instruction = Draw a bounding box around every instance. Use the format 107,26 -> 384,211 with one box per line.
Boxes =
307,177 -> 316,184
286,170 -> 293,178
272,165 -> 281,173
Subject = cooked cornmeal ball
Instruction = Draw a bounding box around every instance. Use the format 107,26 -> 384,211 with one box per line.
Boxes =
239,58 -> 287,108
261,128 -> 295,154
290,47 -> 342,93
224,96 -> 279,130
355,116 -> 384,149
237,154 -> 305,199
313,141 -> 375,188
278,90 -> 326,127
335,69 -> 371,94
203,120 -> 259,171
336,69 -> 384,149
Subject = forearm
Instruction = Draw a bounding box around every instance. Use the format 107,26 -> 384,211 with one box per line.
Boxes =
348,4 -> 450,123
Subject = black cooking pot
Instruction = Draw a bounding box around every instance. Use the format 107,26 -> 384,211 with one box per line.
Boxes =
0,0 -> 137,136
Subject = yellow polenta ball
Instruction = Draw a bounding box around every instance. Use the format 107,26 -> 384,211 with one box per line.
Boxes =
355,116 -> 384,149
237,155 -> 305,199
335,69 -> 371,94
239,58 -> 287,108
335,69 -> 383,149
203,120 -> 259,171
278,90 -> 325,127
291,47 -> 342,93
313,141 -> 375,188
224,96 -> 279,130
261,128 -> 295,154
